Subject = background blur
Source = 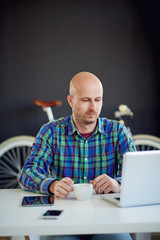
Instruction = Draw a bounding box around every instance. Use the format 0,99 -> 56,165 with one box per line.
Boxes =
0,0 -> 160,142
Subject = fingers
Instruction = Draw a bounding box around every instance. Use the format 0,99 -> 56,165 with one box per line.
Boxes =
92,174 -> 109,194
54,177 -> 74,199
61,177 -> 74,186
91,174 -> 121,194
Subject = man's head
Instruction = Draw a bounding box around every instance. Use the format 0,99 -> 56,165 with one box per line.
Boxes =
67,72 -> 103,131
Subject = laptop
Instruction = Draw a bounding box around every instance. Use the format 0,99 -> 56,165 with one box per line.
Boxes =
101,150 -> 160,207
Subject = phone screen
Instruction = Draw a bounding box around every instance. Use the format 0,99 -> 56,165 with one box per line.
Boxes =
42,210 -> 63,219
22,195 -> 54,207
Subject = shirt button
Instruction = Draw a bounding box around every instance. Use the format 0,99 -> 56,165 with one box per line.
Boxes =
85,158 -> 88,161
84,177 -> 87,180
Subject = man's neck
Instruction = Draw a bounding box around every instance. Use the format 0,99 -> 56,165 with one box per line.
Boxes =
73,118 -> 98,134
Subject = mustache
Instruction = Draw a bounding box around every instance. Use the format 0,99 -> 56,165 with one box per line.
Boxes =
86,110 -> 97,114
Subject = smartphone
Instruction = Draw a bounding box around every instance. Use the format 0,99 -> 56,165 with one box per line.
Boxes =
41,210 -> 64,219
22,195 -> 54,207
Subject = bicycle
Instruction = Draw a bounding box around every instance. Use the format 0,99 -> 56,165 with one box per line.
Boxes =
0,99 -> 62,189
0,101 -> 160,189
114,104 -> 160,151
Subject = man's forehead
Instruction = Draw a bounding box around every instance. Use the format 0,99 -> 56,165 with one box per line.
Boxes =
79,96 -> 103,99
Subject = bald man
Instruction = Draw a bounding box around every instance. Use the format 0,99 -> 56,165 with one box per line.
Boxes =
19,72 -> 135,240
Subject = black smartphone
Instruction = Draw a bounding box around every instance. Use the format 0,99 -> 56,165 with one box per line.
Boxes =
41,210 -> 64,219
22,195 -> 54,207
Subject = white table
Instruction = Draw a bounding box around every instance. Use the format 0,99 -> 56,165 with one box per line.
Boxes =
0,189 -> 160,238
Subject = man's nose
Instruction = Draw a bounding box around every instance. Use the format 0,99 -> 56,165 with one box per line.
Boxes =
89,100 -> 96,110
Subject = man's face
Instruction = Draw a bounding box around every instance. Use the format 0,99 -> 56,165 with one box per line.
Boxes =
68,80 -> 103,126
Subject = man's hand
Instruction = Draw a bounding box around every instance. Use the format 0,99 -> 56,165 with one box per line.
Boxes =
49,177 -> 74,198
90,174 -> 121,194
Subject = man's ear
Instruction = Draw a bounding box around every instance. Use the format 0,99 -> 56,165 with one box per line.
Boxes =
67,95 -> 73,108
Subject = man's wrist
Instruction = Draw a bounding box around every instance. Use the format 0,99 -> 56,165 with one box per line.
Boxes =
115,180 -> 121,192
48,180 -> 59,194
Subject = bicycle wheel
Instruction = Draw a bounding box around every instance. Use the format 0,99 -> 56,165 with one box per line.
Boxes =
0,135 -> 35,189
133,134 -> 160,151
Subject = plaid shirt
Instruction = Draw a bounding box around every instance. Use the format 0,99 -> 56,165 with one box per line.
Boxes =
19,116 -> 136,194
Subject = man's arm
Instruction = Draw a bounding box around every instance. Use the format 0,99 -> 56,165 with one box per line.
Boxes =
19,123 -> 57,194
115,122 -> 136,182
91,122 -> 136,194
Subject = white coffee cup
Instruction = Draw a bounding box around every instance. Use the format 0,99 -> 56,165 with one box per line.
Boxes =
73,183 -> 93,201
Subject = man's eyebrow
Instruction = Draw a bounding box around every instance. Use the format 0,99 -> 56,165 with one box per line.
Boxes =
95,97 -> 102,100
80,96 -> 90,99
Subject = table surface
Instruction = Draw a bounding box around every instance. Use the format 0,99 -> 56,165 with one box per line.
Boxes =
0,189 -> 160,236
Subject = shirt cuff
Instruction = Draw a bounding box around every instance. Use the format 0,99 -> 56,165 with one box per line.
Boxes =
115,177 -> 121,184
40,178 -> 58,194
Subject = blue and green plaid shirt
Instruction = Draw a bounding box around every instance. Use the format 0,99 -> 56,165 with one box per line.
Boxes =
19,116 -> 136,194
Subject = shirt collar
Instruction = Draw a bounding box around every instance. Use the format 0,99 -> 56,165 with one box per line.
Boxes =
67,116 -> 78,136
68,116 -> 107,137
96,118 -> 107,136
